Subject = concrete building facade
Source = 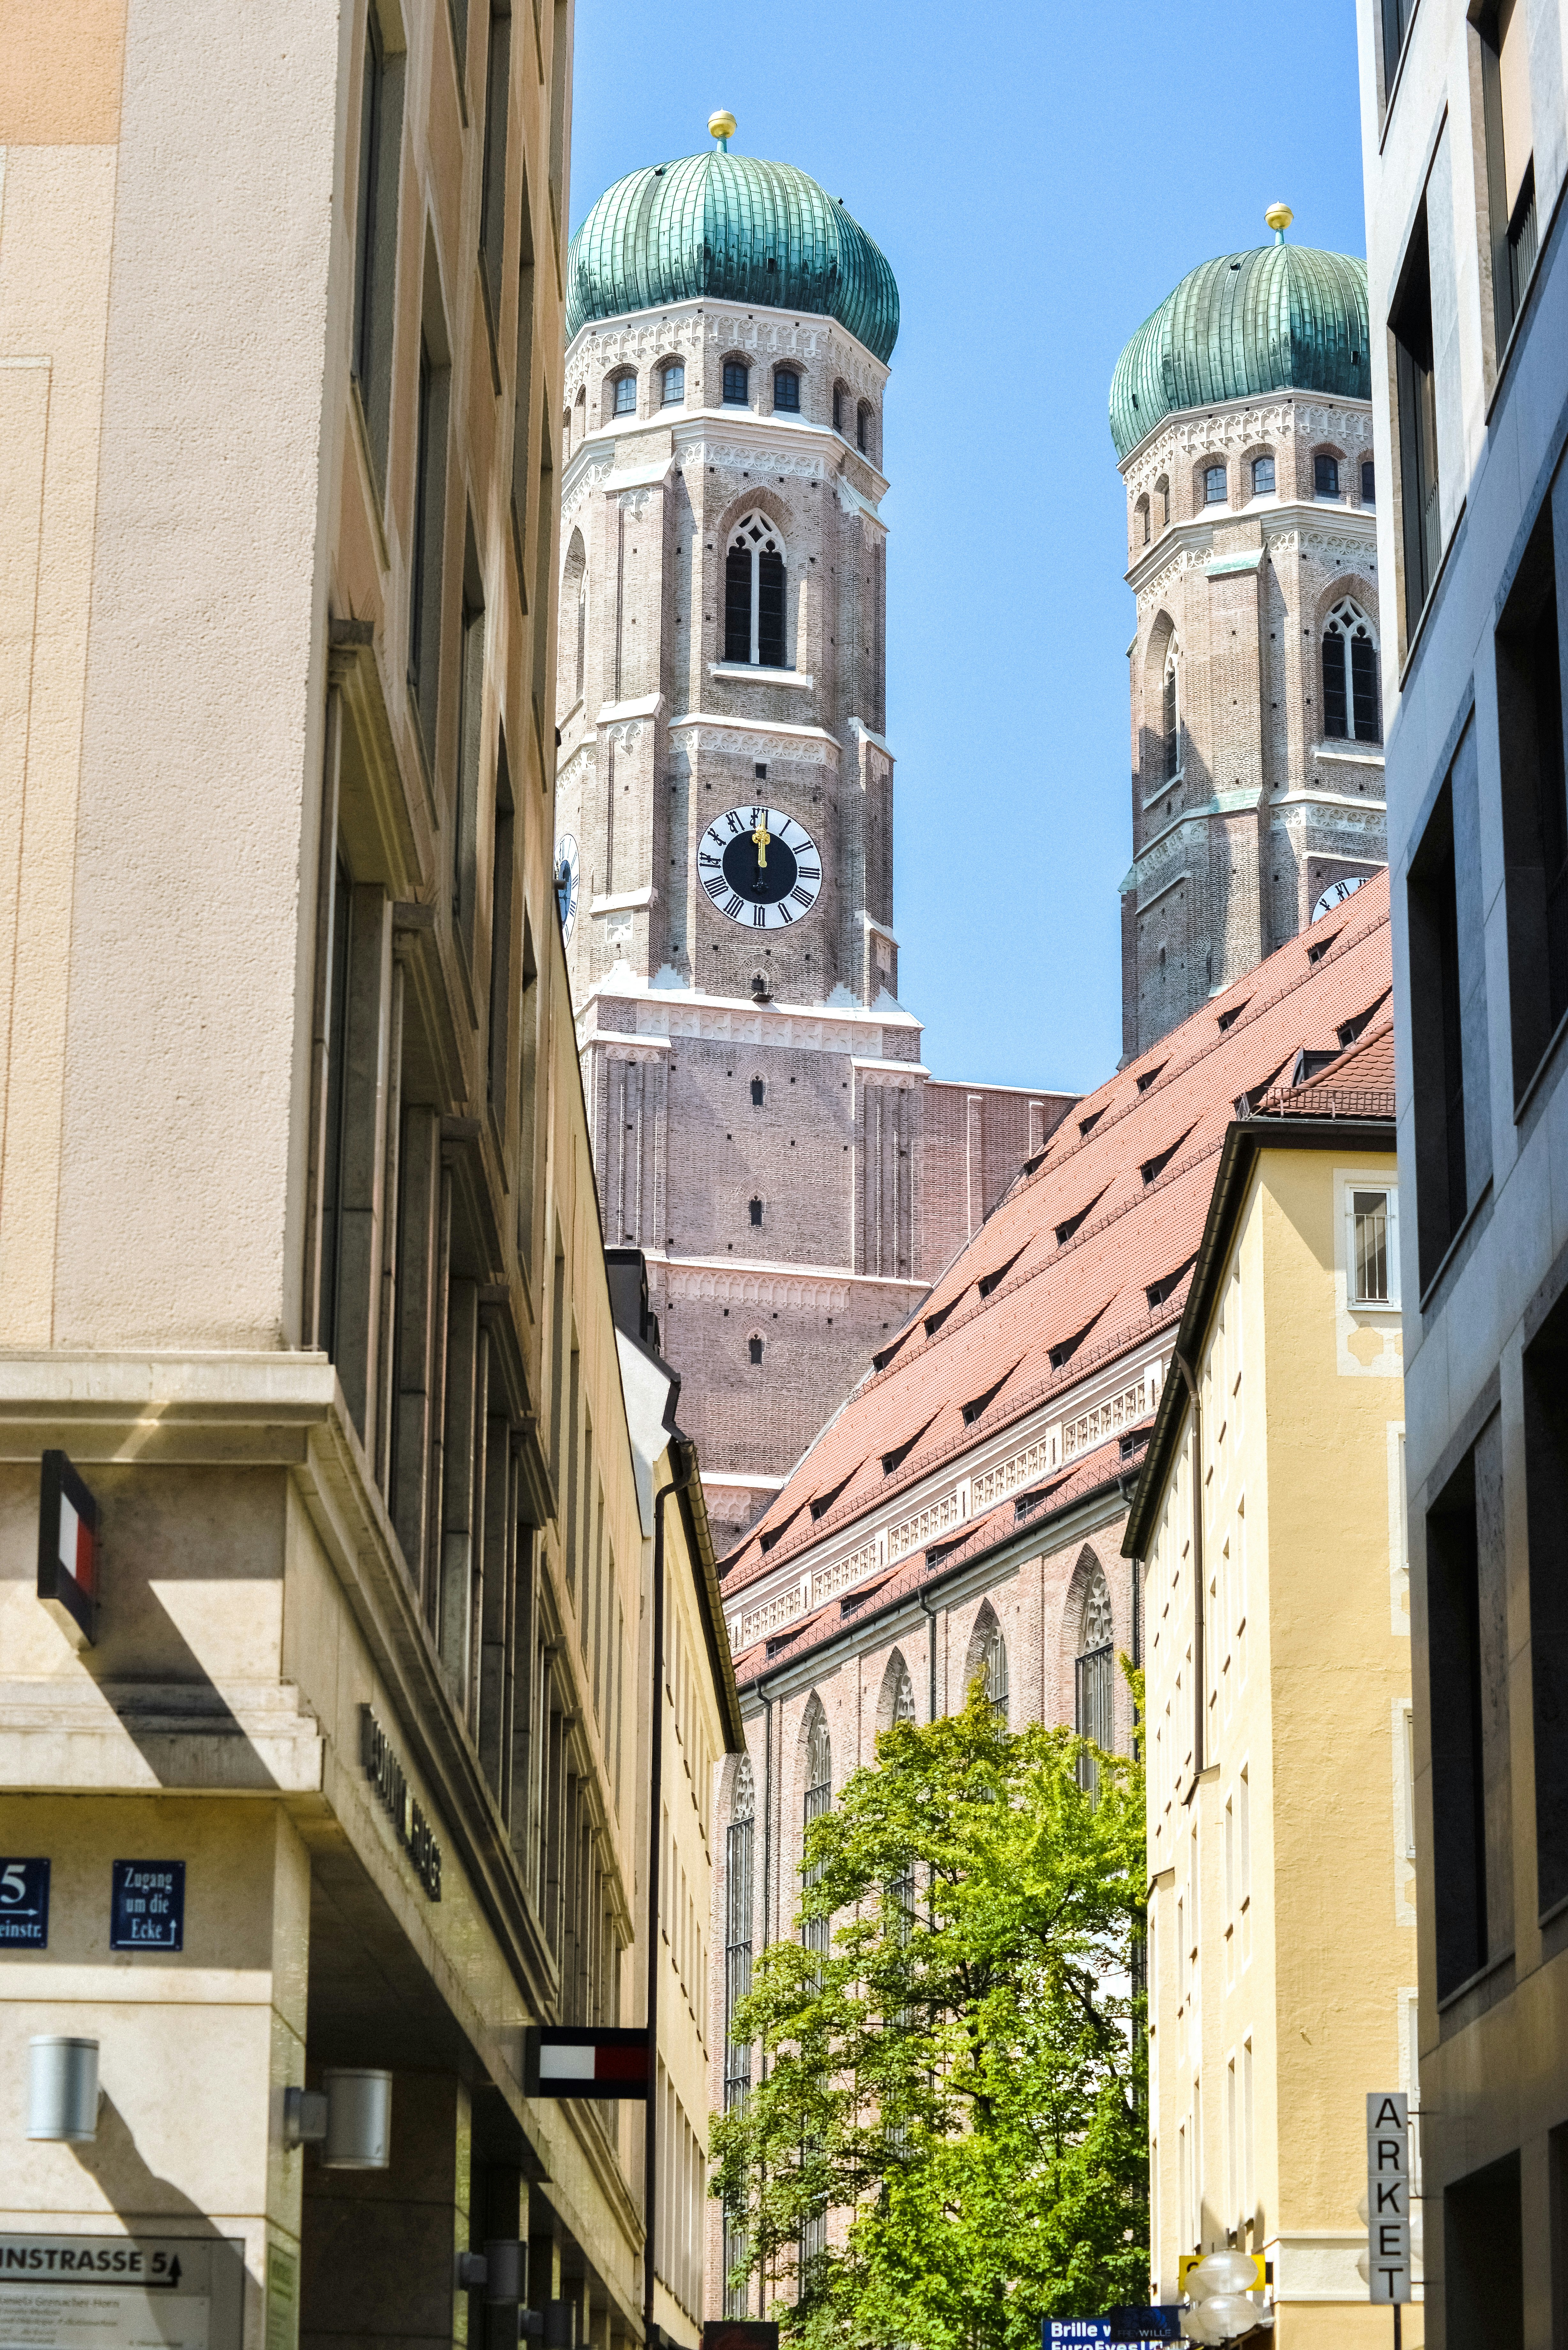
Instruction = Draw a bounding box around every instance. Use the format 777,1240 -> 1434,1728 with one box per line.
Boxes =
1123,1050 -> 1418,2343
1356,0 -> 1568,2339
1111,227 -> 1391,1061
0,10 -> 734,2350
551,133 -> 1074,1553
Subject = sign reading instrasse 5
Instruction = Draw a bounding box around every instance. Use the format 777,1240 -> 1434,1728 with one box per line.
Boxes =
0,2236 -> 244,2350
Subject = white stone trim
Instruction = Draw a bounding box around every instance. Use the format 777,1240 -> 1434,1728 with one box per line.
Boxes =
667,712 -> 840,749
707,662 -> 814,689
590,886 -> 658,916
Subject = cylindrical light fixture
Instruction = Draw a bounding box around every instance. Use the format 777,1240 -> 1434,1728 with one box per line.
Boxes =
320,2067 -> 392,2168
28,2037 -> 100,2142
484,2242 -> 523,2304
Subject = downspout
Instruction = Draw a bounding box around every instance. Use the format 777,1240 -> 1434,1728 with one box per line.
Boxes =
1170,1351 -> 1204,1789
645,1436 -> 698,2343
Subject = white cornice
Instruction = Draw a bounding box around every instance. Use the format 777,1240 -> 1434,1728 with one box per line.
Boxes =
667,711 -> 841,748
1126,499 -> 1378,595
1114,386 -> 1374,476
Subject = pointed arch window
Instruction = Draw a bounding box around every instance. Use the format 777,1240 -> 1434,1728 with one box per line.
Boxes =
1156,475 -> 1170,530
802,1704 -> 832,1958
725,513 -> 787,668
892,1661 -> 916,1725
977,1612 -> 1008,1725
1322,598 -> 1381,743
1163,641 -> 1181,781
662,360 -> 685,406
1075,1564 -> 1115,1794
723,1760 -> 755,2317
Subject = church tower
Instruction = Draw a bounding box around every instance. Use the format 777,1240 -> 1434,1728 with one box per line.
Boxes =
1109,208 -> 1388,1059
555,120 -> 1071,1549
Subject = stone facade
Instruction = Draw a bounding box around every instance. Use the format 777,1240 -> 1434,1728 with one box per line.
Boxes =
1119,389 -> 1388,1058
555,292 -> 1073,1551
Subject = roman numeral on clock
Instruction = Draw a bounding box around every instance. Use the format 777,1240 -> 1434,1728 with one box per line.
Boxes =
699,852 -> 720,868
723,895 -> 743,919
704,876 -> 726,900
798,866 -> 820,881
753,905 -> 766,927
789,885 -> 813,907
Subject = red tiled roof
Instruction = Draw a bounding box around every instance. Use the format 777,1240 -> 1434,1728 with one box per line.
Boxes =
1256,1008 -> 1397,1117
721,875 -> 1394,1595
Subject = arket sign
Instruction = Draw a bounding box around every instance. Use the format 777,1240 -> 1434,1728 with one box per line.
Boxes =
1365,2091 -> 1412,2303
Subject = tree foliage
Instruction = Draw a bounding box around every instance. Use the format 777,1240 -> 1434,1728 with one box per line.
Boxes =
710,1680 -> 1147,2350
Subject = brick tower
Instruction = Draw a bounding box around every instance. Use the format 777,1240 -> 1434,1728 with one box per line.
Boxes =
1110,207 -> 1388,1060
554,120 -> 1072,1548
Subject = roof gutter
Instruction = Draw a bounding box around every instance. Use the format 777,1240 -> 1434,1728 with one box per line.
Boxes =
675,1429 -> 747,1753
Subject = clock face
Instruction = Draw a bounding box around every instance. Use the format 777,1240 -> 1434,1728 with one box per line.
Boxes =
554,833 -> 580,945
698,805 -> 823,930
1310,872 -> 1368,923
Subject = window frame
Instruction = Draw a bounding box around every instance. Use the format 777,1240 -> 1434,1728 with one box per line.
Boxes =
1347,1181 -> 1401,1308
724,512 -> 788,669
1315,451 -> 1342,500
1204,462 -> 1227,506
773,366 -> 800,414
1251,454 -> 1276,499
661,360 -> 685,406
722,358 -> 750,408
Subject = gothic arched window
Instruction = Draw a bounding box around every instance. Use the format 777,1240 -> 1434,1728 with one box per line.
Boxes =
749,1196 -> 764,1227
969,1605 -> 1008,1725
1163,642 -> 1181,781
748,1333 -> 764,1366
1136,495 -> 1150,546
725,513 -> 787,669
802,1704 -> 832,1957
857,400 -> 874,455
723,1760 -> 756,2316
662,360 -> 685,406
1074,1563 -> 1115,1794
832,381 -> 848,436
1361,458 -> 1376,505
559,530 -> 586,712
774,367 -> 800,413
1322,598 -> 1381,744
1156,474 -> 1170,529
892,1661 -> 916,1725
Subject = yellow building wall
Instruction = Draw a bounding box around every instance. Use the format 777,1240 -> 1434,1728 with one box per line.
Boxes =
1145,1146 -> 1418,2345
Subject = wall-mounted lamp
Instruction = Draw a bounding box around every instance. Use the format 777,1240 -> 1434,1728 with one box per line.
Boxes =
28,2037 -> 100,2142
283,2068 -> 392,2169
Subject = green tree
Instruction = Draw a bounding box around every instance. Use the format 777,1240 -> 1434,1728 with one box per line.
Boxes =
710,1679 -> 1147,2350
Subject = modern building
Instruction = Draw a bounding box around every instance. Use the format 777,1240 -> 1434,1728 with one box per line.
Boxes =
551,123 -> 1075,1553
706,875 -> 1397,2316
0,9 -> 729,2350
1122,1024 -> 1417,2342
1111,213 -> 1389,1062
1354,0 -> 1568,2340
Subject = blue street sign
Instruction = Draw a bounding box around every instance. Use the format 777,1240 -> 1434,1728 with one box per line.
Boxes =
1044,2327 -> 1112,2345
110,1861 -> 185,1952
0,1859 -> 49,1948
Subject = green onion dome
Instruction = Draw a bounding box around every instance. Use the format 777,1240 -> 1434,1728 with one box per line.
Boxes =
1109,240 -> 1370,461
566,149 -> 899,365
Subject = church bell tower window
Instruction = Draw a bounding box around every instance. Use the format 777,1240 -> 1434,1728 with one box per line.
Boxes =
723,360 -> 750,406
1322,599 -> 1382,743
725,514 -> 788,668
662,361 -> 685,405
774,368 -> 800,412
1163,646 -> 1181,781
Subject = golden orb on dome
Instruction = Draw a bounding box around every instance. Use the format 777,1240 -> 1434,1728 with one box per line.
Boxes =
708,110 -> 737,146
1265,201 -> 1294,239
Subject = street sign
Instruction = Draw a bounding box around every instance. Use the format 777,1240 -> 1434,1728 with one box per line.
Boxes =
1366,2091 -> 1412,2302
0,2235 -> 244,2350
109,1861 -> 185,1952
1043,2326 -> 1111,2345
0,1858 -> 50,1948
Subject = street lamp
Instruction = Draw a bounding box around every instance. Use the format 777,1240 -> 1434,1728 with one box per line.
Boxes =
1180,2251 -> 1275,2344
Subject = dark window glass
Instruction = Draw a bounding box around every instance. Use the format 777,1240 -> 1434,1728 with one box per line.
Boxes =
1315,452 -> 1340,497
1382,0 -> 1414,89
1392,209 -> 1441,620
1323,625 -> 1350,739
1408,744 -> 1491,1286
1140,501 -> 1150,544
750,1078 -> 765,1106
478,1 -> 510,328
662,361 -> 684,405
487,729 -> 514,1111
757,550 -> 786,668
1163,663 -> 1179,779
351,5 -> 404,489
613,374 -> 636,415
319,855 -> 353,1359
455,518 -> 485,935
1496,498 -> 1568,1093
409,336 -> 450,764
1253,455 -> 1275,496
1525,1295 -> 1568,1919
832,384 -> 844,434
1362,458 -> 1376,504
352,9 -> 385,390
749,1197 -> 763,1227
1483,0 -> 1539,349
724,544 -> 751,663
774,368 -> 799,412
748,1335 -> 763,1366
723,360 -> 749,405
1157,479 -> 1169,527
1351,629 -> 1381,740
1445,2151 -> 1524,2350
857,404 -> 870,454
1204,464 -> 1226,504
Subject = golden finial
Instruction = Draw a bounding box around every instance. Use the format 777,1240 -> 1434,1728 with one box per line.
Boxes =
709,110 -> 736,151
1265,201 -> 1294,244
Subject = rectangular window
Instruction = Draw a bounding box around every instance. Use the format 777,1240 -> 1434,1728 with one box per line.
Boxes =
318,853 -> 354,1359
1242,2038 -> 1254,2226
351,3 -> 404,491
1164,663 -> 1179,780
1391,206 -> 1441,625
1524,1291 -> 1568,1916
1315,452 -> 1340,498
1238,1765 -> 1250,1907
1205,464 -> 1226,504
1496,491 -> 1568,1099
478,2 -> 511,336
455,515 -> 485,939
1351,1186 -> 1399,1304
1252,455 -> 1275,497
1226,2056 -> 1238,2225
409,320 -> 451,769
1427,1416 -> 1511,1999
1382,0 -> 1415,94
1407,736 -> 1491,1287
1481,0 -> 1537,351
1445,2150 -> 1524,2350
487,726 -> 514,1117
510,171 -> 535,588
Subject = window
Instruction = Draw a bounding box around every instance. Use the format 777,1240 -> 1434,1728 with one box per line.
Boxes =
1136,496 -> 1150,545
318,853 -> 354,1363
455,516 -> 484,936
1075,1565 -> 1115,1794
832,383 -> 846,435
1427,1421 -> 1509,1999
1315,452 -> 1341,498
748,1196 -> 763,1227
723,1762 -> 755,2316
1156,475 -> 1170,529
1496,495 -> 1567,1097
857,400 -> 872,456
662,361 -> 685,405
723,359 -> 749,406
1525,1292 -> 1568,1917
510,176 -> 535,566
1382,0 -> 1415,88
408,320 -> 451,768
724,513 -> 787,668
802,1706 -> 832,1958
1445,2150 -> 1525,2350
351,3 -> 404,490
478,1 -> 510,331
750,1076 -> 765,1106
773,367 -> 800,413
1482,0 -> 1538,350
975,1608 -> 1008,1725
1362,458 -> 1376,504
1204,464 -> 1226,504
487,727 -> 514,1113
1408,733 -> 1490,1285
1322,598 -> 1382,743
613,373 -> 636,416
1351,1186 -> 1398,1304
1392,207 -> 1441,623
1252,455 -> 1275,497
1163,644 -> 1180,780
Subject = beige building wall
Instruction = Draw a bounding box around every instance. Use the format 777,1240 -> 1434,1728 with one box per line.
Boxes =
1139,1138 -> 1417,2343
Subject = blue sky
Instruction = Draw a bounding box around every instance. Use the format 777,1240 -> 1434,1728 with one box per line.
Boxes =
569,2 -> 1369,1092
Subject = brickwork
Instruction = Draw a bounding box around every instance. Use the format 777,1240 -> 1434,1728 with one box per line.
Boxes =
1119,389 -> 1387,1056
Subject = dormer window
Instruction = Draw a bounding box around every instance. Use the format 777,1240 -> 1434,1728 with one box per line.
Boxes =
1315,452 -> 1341,498
662,362 -> 685,406
1252,455 -> 1275,497
1204,464 -> 1226,504
613,373 -> 637,416
774,368 -> 800,413
723,360 -> 750,406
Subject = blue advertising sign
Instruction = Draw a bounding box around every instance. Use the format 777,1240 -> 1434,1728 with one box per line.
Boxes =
110,1861 -> 185,1952
1109,2315 -> 1183,2345
0,1859 -> 49,1948
1044,2327 -> 1112,2345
